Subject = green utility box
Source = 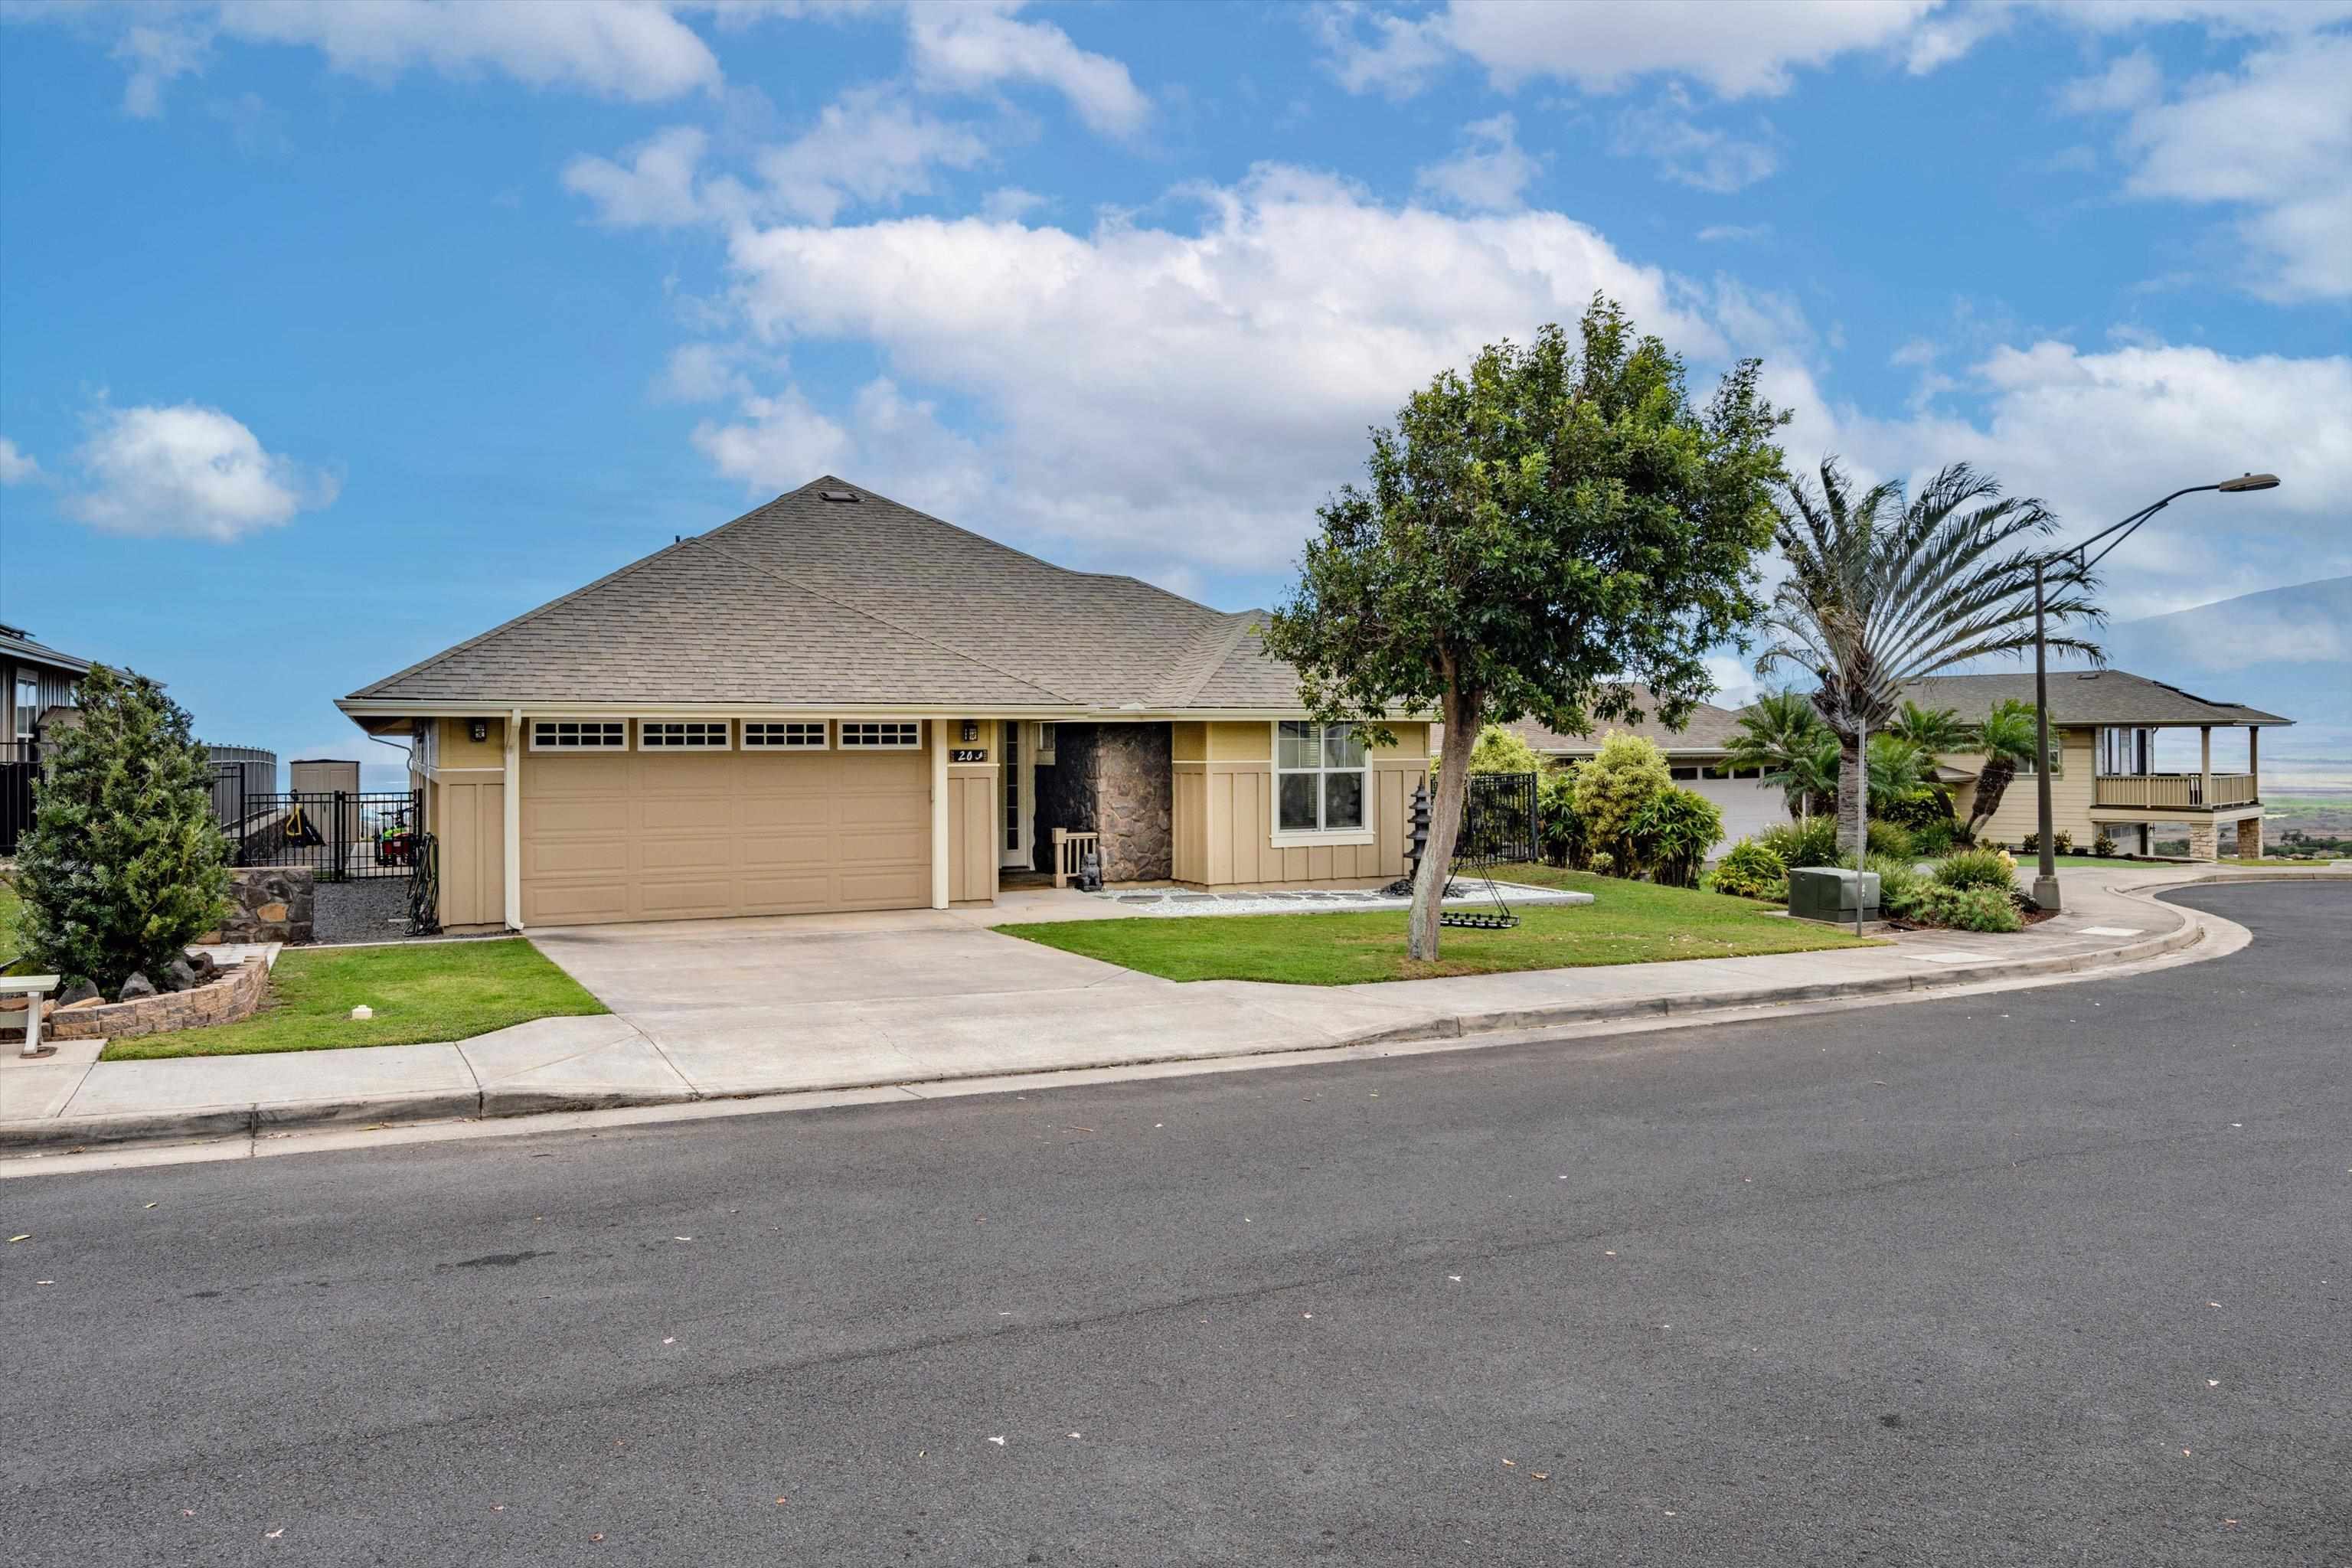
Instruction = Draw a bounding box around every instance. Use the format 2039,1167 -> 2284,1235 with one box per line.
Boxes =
1788,866 -> 1881,923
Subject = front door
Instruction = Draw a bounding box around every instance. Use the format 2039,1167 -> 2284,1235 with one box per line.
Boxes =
1000,720 -> 1033,869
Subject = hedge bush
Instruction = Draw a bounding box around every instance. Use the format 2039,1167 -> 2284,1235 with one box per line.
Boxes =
1934,847 -> 2017,891
1866,820 -> 1916,860
1757,815 -> 1841,870
1711,838 -> 1787,901
1570,733 -> 1672,873
1906,881 -> 2023,932
1628,786 -> 1724,889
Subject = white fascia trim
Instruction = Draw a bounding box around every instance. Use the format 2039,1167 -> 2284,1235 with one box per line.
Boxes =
1269,829 -> 1377,850
338,700 -> 1086,720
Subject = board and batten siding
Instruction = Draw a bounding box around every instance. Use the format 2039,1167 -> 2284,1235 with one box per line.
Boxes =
1950,726 -> 2097,846
946,758 -> 995,904
432,775 -> 507,929
1172,719 -> 1428,890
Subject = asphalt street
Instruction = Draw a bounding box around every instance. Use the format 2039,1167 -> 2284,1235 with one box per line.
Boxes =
5,883 -> 2347,1566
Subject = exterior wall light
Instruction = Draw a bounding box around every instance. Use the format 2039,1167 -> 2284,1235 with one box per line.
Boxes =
961,720 -> 978,743
469,719 -> 489,743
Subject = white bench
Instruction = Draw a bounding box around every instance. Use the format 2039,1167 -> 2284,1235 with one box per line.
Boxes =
1,975 -> 60,1059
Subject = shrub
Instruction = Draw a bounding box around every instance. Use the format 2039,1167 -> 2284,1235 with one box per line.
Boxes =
1869,852 -> 1929,918
1459,724 -> 1548,776
1757,815 -> 1841,870
1866,819 -> 1916,860
2019,830 -> 2041,854
1711,838 -> 1787,901
2093,831 -> 2117,858
2053,828 -> 2075,854
1628,786 -> 1724,888
1537,766 -> 1585,867
1586,850 -> 1616,877
1571,732 -> 1671,871
1935,846 -> 2016,891
1910,816 -> 1958,858
1906,882 -> 2023,933
15,666 -> 230,998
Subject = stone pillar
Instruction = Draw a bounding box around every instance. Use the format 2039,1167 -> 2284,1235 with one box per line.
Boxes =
2236,815 -> 2262,860
2188,819 -> 2219,862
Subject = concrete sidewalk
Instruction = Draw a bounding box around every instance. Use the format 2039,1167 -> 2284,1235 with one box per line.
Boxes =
4,864 -> 2338,1154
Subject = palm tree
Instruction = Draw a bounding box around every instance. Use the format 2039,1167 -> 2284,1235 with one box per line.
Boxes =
1867,733 -> 1928,814
1725,688 -> 1838,822
1963,697 -> 2041,837
1886,700 -> 1972,755
1757,459 -> 2100,853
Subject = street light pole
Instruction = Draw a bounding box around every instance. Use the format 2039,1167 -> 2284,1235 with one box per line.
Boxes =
2028,473 -> 2278,914
2030,558 -> 2059,912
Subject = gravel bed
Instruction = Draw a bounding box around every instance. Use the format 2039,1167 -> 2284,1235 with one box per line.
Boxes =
312,877 -> 422,945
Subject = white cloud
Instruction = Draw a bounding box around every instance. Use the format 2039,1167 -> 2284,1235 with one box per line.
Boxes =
1805,340 -> 2352,616
905,0 -> 1148,136
1697,223 -> 1771,243
1320,0 -> 1942,100
712,165 -> 1718,573
2056,48 -> 2160,114
653,341 -> 756,403
690,386 -> 850,488
0,437 -> 40,485
564,90 -> 991,229
63,402 -> 338,542
979,185 -> 1047,221
214,0 -> 720,102
2104,34 -> 2352,301
1612,90 -> 1779,192
113,21 -> 210,117
564,126 -> 710,228
1414,114 -> 1539,211
753,87 -> 989,223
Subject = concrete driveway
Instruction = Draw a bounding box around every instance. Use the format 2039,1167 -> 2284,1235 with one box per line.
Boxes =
525,906 -> 1426,1096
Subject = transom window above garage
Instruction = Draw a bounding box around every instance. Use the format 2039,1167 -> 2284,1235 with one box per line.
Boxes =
743,720 -> 828,750
838,720 -> 923,750
639,720 -> 731,750
531,720 -> 626,750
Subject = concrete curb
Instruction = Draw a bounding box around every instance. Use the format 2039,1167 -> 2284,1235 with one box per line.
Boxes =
8,871 -> 2337,1157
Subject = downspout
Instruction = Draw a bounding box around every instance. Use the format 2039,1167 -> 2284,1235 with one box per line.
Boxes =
504,709 -> 524,931
931,718 -> 951,910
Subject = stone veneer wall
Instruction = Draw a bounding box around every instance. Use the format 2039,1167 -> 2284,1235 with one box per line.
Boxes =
198,866 -> 316,946
48,956 -> 270,1041
1031,723 -> 1173,884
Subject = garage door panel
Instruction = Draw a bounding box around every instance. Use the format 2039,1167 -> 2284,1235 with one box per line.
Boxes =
522,746 -> 931,926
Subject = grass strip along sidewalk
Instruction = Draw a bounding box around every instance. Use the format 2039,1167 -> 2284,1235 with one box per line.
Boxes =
999,864 -> 1877,985
103,939 -> 606,1061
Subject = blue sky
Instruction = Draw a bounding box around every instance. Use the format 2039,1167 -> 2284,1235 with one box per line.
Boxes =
2,0 -> 2347,779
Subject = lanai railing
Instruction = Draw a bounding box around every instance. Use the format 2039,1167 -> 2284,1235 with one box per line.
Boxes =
2093,773 -> 2258,809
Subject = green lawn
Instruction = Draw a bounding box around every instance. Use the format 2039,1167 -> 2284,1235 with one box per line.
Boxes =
0,880 -> 24,972
102,938 -> 607,1060
998,864 -> 1880,985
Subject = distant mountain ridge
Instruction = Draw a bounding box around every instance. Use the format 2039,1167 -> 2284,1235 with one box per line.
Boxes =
2088,577 -> 2350,786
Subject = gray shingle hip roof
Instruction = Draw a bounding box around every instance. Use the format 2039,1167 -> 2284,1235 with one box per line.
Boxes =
346,477 -> 1305,712
1895,670 -> 2290,727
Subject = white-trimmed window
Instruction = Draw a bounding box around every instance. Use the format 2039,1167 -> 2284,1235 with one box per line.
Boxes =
639,720 -> 731,750
839,720 -> 923,750
743,720 -> 828,750
1275,721 -> 1368,835
531,720 -> 626,750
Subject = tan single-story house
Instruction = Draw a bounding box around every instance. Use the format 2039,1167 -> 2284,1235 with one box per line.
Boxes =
336,479 -> 1434,931
1494,694 -> 1788,845
1898,670 -> 2289,860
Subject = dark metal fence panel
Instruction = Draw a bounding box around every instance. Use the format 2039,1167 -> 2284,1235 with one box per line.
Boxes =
225,789 -> 423,880
0,743 -> 34,856
1459,772 -> 1538,866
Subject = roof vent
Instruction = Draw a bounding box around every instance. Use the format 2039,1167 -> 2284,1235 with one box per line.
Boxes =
819,488 -> 859,503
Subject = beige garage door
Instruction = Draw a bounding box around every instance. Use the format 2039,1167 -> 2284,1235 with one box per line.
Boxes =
520,749 -> 929,926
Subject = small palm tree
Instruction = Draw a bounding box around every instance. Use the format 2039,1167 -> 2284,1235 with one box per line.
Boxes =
1757,459 -> 2100,852
1886,700 -> 1972,755
1964,697 -> 2041,836
1867,733 -> 1927,814
1726,688 -> 1838,822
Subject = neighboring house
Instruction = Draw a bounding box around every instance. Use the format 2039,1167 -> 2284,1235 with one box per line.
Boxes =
0,622 -> 90,751
1497,696 -> 1788,844
1900,670 -> 2289,861
336,479 -> 1434,932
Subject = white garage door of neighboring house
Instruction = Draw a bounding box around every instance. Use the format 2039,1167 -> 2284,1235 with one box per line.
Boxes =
520,750 -> 929,926
1687,774 -> 1788,848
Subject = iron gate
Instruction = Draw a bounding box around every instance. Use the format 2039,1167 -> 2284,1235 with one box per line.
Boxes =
1459,771 -> 1539,866
224,786 -> 424,881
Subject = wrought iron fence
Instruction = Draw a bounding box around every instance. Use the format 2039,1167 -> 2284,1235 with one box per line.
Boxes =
1459,771 -> 1539,866
0,740 -> 35,857
224,786 -> 423,881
